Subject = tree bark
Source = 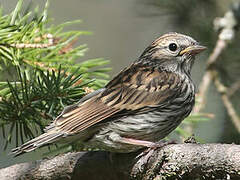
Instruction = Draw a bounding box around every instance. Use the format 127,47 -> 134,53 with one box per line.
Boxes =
0,143 -> 240,180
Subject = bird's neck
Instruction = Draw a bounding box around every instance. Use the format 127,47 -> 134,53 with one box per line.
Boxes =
141,59 -> 189,75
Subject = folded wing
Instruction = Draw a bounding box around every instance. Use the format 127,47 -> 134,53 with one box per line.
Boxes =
53,63 -> 183,135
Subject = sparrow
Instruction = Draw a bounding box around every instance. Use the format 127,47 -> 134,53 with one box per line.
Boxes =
12,32 -> 206,156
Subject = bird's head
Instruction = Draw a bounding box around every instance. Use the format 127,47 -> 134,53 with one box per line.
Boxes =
138,32 -> 206,74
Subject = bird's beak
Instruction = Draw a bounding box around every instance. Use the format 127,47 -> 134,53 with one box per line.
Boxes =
179,45 -> 206,55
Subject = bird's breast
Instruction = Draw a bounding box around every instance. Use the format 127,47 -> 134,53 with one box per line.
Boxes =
84,73 -> 195,153
103,77 -> 194,139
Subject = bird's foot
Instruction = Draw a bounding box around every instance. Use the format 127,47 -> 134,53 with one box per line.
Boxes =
136,140 -> 176,159
135,140 -> 176,169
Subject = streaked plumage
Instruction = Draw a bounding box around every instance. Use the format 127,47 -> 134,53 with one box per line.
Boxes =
12,32 -> 206,156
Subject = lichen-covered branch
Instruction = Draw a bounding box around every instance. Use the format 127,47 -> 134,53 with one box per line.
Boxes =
1,143 -> 240,180
132,143 -> 240,180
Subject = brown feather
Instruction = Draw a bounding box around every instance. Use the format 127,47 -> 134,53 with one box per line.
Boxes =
51,63 -> 182,135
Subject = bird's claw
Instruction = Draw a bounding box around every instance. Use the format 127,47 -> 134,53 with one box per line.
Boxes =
136,140 -> 176,159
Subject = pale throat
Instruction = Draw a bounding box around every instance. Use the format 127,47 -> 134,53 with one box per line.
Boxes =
181,56 -> 195,76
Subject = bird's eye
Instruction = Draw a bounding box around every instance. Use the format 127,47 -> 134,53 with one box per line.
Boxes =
168,43 -> 178,52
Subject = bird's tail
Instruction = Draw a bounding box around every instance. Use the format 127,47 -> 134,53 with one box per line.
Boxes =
11,131 -> 64,156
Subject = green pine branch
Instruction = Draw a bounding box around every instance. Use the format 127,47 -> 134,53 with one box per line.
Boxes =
0,0 -> 110,149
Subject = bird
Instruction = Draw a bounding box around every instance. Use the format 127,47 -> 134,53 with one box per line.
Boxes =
11,32 -> 206,156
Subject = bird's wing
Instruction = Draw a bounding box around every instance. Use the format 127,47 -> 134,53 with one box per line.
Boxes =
51,63 -> 183,134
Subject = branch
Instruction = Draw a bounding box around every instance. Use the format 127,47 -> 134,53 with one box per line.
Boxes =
214,74 -> 240,132
192,3 -> 240,134
193,9 -> 237,113
227,79 -> 240,97
193,39 -> 226,113
1,143 -> 240,180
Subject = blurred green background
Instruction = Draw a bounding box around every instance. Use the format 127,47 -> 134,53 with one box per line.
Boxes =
0,0 -> 240,168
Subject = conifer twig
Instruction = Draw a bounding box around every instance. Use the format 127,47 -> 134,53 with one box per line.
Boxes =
10,33 -> 54,49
